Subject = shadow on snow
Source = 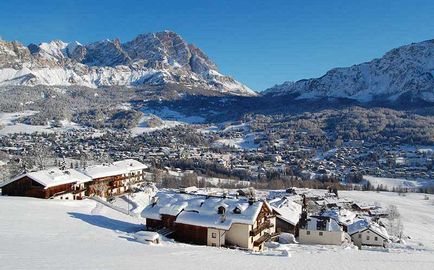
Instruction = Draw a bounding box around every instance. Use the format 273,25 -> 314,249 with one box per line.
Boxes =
68,212 -> 143,233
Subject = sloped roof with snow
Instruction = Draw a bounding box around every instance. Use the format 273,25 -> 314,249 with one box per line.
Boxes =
347,219 -> 389,239
79,159 -> 147,179
78,164 -> 127,179
320,208 -> 357,225
269,197 -> 302,226
141,191 -> 266,230
113,159 -> 148,172
25,168 -> 91,189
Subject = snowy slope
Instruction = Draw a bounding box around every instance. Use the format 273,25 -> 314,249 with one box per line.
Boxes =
0,32 -> 257,97
265,39 -> 434,102
340,191 -> 434,250
363,175 -> 433,191
1,193 -> 433,270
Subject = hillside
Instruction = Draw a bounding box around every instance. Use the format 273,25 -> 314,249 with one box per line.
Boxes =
265,39 -> 434,104
0,192 -> 433,270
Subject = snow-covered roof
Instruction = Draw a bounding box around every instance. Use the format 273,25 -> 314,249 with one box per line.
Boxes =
78,164 -> 126,179
352,202 -> 378,210
141,191 -> 267,230
269,197 -> 302,226
320,208 -> 356,225
304,217 -> 343,232
347,219 -> 369,235
113,159 -> 148,172
347,219 -> 389,239
24,168 -> 91,189
79,159 -> 146,179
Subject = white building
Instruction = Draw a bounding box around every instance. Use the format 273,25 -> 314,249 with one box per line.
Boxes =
298,216 -> 350,245
348,219 -> 389,248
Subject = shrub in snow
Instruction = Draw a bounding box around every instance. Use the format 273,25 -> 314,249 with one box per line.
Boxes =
281,250 -> 291,257
278,233 -> 297,244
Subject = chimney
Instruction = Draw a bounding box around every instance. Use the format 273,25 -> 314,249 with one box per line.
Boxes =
248,197 -> 255,205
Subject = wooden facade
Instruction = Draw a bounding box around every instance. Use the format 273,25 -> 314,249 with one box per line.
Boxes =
161,214 -> 177,230
1,176 -> 76,199
275,216 -> 299,236
174,223 -> 208,245
2,169 -> 146,200
146,218 -> 163,230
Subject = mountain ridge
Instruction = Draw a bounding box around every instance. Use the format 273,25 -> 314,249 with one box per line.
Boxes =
264,39 -> 434,103
0,31 -> 257,97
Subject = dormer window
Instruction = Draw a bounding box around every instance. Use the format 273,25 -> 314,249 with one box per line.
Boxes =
233,207 -> 242,214
217,206 -> 226,215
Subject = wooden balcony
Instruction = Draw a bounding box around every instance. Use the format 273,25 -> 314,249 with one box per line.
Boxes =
250,220 -> 274,237
253,232 -> 279,247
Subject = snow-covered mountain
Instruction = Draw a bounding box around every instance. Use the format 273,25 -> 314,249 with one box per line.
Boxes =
0,31 -> 257,96
265,39 -> 434,102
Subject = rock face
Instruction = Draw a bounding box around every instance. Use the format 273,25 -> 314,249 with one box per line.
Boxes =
0,31 -> 256,96
264,39 -> 434,102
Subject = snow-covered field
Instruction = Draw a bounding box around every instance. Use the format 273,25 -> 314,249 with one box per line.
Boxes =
0,110 -> 83,135
340,191 -> 434,250
131,115 -> 182,135
1,191 -> 433,270
213,134 -> 259,150
363,175 -> 433,191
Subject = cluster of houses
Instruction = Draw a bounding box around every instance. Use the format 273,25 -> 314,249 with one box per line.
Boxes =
1,126 -> 432,188
0,159 -> 147,200
141,187 -> 391,251
1,154 -> 392,252
141,190 -> 276,252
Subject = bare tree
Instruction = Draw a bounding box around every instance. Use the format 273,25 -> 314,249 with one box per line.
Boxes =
387,205 -> 404,241
31,143 -> 53,170
181,173 -> 197,187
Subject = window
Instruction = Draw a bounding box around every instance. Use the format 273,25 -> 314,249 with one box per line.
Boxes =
306,231 -> 310,235
358,234 -> 361,239
319,232 -> 323,236
374,237 -> 378,241
367,236 -> 370,240
212,232 -> 216,238
211,243 -> 216,247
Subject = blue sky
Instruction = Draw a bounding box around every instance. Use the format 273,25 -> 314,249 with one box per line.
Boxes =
1,0 -> 434,91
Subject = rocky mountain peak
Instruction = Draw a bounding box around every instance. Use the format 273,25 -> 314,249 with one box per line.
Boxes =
265,39 -> 434,102
0,31 -> 257,96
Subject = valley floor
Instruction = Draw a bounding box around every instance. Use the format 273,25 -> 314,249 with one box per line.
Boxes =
0,192 -> 433,270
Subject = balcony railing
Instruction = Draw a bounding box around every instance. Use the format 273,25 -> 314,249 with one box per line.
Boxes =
253,232 -> 279,246
250,220 -> 274,237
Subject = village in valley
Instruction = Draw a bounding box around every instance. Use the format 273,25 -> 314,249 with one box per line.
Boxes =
0,109 -> 433,263
1,1 -> 434,268
0,103 -> 433,270
1,115 -> 433,192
